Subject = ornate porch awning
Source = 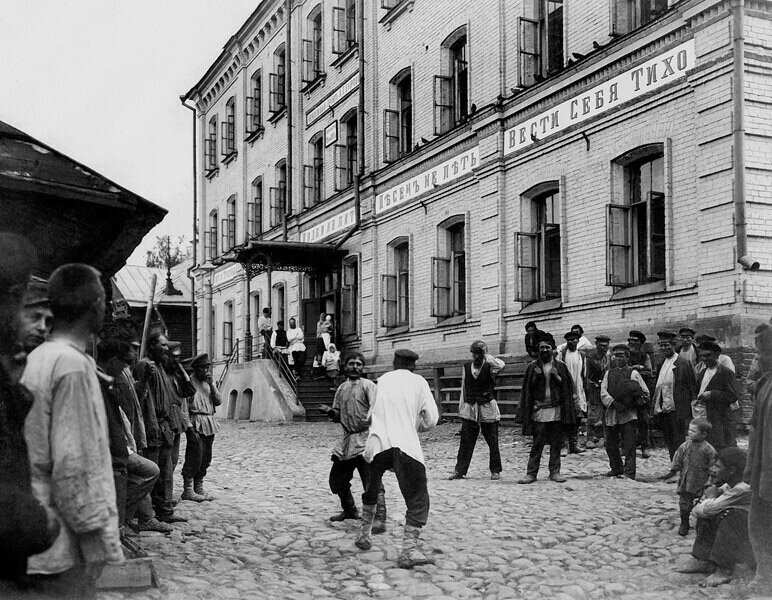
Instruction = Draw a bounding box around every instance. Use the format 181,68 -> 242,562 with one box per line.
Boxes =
216,239 -> 348,278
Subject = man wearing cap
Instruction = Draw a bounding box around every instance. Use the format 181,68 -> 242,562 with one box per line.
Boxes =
357,349 -> 438,569
559,331 -> 587,454
449,341 -> 505,481
695,341 -> 738,452
627,330 -> 654,458
585,335 -> 611,449
694,335 -> 736,377
181,353 -> 220,502
745,327 -> 772,593
678,327 -> 698,367
556,324 -> 593,355
165,341 -> 195,477
517,333 -> 576,484
19,276 -> 53,354
653,331 -> 697,460
601,344 -> 649,479
524,321 -> 540,359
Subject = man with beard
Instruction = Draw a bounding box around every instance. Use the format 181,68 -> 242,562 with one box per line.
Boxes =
559,331 -> 587,454
601,344 -> 649,479
135,332 -> 187,524
318,352 -> 385,530
517,333 -> 575,484
695,341 -> 738,452
585,335 -> 610,449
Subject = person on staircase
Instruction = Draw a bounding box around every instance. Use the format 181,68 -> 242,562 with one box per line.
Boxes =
286,317 -> 306,379
317,352 -> 386,531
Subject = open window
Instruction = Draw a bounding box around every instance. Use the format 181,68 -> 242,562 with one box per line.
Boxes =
435,28 -> 469,135
332,0 -> 356,54
223,301 -> 234,356
382,239 -> 410,328
248,178 -> 263,238
270,160 -> 287,227
221,195 -> 236,251
607,145 -> 666,287
518,0 -> 564,87
516,183 -> 562,303
384,68 -> 412,162
304,134 -> 324,207
221,97 -> 236,160
205,115 -> 218,174
246,71 -> 263,137
302,6 -> 324,87
270,45 -> 287,113
432,218 -> 466,318
611,0 -> 670,36
341,255 -> 359,335
335,109 -> 357,190
207,209 -> 219,260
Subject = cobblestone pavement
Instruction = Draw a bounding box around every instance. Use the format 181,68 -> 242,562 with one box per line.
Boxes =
103,421 -> 764,600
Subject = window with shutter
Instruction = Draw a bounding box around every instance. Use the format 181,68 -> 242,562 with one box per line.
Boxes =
332,6 -> 346,54
607,204 -> 633,287
516,185 -> 561,303
516,231 -> 539,302
518,17 -> 539,87
334,144 -> 348,191
431,257 -> 452,318
381,274 -> 397,328
383,109 -> 399,163
433,75 -> 453,135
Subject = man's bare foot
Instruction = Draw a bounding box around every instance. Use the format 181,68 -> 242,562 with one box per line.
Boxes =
700,567 -> 733,587
675,557 -> 714,573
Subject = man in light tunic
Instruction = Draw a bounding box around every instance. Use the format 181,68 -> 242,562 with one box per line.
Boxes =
357,349 -> 439,569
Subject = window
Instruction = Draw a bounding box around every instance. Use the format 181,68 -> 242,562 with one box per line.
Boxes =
335,110 -> 357,190
432,220 -> 466,318
270,46 -> 287,113
209,308 -> 216,358
611,0 -> 670,35
332,0 -> 356,54
304,135 -> 324,207
516,184 -> 562,303
205,115 -> 218,173
248,178 -> 263,238
384,69 -> 412,162
274,283 -> 285,325
222,97 -> 236,159
246,71 -> 263,136
382,240 -> 409,328
223,302 -> 234,356
270,160 -> 287,227
303,7 -> 324,86
207,209 -> 218,260
607,146 -> 666,287
435,30 -> 469,135
222,195 -> 236,251
518,0 -> 564,87
341,256 -> 358,335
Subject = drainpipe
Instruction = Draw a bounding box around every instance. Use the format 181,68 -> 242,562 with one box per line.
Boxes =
334,0 -> 364,250
180,96 -> 199,354
284,0 -> 293,242
732,0 -> 759,270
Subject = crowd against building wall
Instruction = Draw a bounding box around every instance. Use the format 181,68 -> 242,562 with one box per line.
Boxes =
0,230 -> 771,596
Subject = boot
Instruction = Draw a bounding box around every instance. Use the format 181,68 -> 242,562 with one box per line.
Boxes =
181,477 -> 207,503
397,524 -> 434,569
330,489 -> 359,522
354,504 -> 376,550
678,510 -> 690,536
194,477 -> 215,501
372,490 -> 387,535
568,429 -> 585,454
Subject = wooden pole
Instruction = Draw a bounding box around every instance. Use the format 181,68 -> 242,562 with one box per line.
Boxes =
139,274 -> 158,358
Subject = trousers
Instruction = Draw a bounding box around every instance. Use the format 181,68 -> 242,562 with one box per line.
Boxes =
329,454 -> 371,495
659,412 -> 688,460
181,431 -> 215,480
605,421 -> 637,478
454,418 -> 502,475
693,508 -> 755,569
126,453 -> 160,523
363,448 -> 428,528
526,421 -> 562,477
145,444 -> 174,518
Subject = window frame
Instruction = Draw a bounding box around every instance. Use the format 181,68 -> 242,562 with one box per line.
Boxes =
246,71 -> 264,138
270,46 -> 287,113
432,219 -> 467,318
518,0 -> 564,87
221,97 -> 237,160
248,178 -> 263,239
208,209 -> 219,260
384,69 -> 412,162
435,29 -> 469,135
302,7 -> 324,86
205,115 -> 219,174
304,134 -> 325,207
611,0 -> 670,36
222,301 -> 234,356
341,255 -> 359,336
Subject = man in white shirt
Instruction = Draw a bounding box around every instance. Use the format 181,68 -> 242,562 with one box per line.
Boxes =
257,307 -> 272,358
357,349 -> 439,569
559,330 -> 587,454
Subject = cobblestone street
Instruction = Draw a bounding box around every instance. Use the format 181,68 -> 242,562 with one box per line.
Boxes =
104,420 -> 760,600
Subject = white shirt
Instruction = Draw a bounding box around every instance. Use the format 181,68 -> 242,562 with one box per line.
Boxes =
556,336 -> 592,354
654,353 -> 678,414
364,369 -> 439,465
699,366 -> 718,397
286,326 -> 306,352
562,349 -> 587,412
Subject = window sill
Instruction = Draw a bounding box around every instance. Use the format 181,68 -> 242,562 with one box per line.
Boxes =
384,325 -> 409,336
436,314 -> 466,327
301,74 -> 327,95
245,127 -> 265,144
519,298 -> 562,315
268,108 -> 287,124
222,151 -> 237,165
331,44 -> 357,70
379,0 -> 414,30
204,168 -> 219,180
610,279 -> 666,300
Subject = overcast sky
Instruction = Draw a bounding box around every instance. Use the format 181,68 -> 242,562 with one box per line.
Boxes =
0,0 -> 258,265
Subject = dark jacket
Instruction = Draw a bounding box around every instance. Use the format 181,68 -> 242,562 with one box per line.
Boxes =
520,358 -> 576,436
697,364 -> 738,450
463,362 -> 495,404
654,354 -> 697,421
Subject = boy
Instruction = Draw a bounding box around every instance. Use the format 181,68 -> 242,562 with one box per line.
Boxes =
660,418 -> 717,536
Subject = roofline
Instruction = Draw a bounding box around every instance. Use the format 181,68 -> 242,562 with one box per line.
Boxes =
181,0 -> 282,104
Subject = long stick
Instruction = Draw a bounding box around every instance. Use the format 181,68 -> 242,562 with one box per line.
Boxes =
139,274 -> 158,358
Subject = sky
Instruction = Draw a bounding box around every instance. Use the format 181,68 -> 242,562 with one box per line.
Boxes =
0,0 -> 258,265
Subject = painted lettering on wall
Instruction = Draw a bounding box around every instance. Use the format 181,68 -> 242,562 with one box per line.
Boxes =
306,75 -> 358,127
212,264 -> 242,287
300,207 -> 356,243
504,40 -> 696,155
375,146 -> 479,215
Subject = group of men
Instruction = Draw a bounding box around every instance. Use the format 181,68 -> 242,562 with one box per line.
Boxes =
0,233 -> 221,598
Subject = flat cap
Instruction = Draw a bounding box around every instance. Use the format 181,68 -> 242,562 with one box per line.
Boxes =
695,334 -> 716,344
24,276 -> 49,307
470,340 -> 487,354
657,331 -> 678,341
537,332 -> 556,348
679,327 -> 695,336
394,348 -> 419,361
564,331 -> 580,341
628,330 -> 646,343
699,340 -> 722,354
190,352 -> 211,367
594,334 -> 610,342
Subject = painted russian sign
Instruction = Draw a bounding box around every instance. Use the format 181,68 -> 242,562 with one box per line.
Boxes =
306,75 -> 358,127
504,39 -> 696,156
212,264 -> 242,287
374,146 -> 479,215
300,207 -> 356,243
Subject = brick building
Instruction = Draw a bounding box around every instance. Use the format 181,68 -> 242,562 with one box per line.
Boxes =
182,0 -> 772,418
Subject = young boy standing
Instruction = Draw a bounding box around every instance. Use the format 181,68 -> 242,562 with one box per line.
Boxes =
661,418 -> 717,536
